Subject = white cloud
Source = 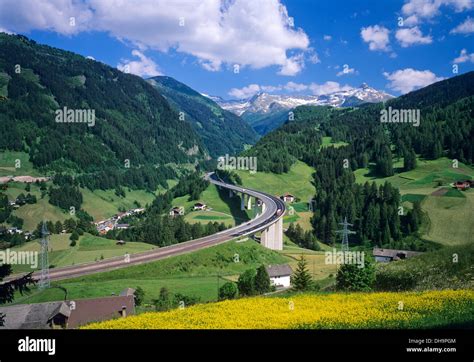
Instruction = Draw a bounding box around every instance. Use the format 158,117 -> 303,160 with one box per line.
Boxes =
284,81 -> 308,92
0,26 -> 14,34
395,26 -> 433,47
227,80 -> 353,98
308,81 -> 353,96
228,84 -> 262,99
403,15 -> 420,26
383,68 -> 444,93
361,25 -> 391,51
323,35 -> 332,41
0,0 -> 310,76
451,17 -> 474,34
453,48 -> 474,63
117,50 -> 162,77
307,48 -> 321,64
278,53 -> 306,76
401,0 -> 473,25
261,85 -> 283,92
336,65 -> 357,77
0,0 -> 93,35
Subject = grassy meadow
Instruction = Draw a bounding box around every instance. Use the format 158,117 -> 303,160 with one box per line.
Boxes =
9,233 -> 155,273
355,157 -> 474,246
9,240 -> 290,306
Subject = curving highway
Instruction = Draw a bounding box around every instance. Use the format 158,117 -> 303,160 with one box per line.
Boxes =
9,172 -> 286,282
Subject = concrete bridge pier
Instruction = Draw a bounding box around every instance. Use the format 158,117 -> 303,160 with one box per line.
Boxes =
246,195 -> 252,210
260,218 -> 283,250
240,194 -> 246,210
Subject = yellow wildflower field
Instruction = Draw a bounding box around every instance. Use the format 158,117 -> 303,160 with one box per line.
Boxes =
84,290 -> 474,329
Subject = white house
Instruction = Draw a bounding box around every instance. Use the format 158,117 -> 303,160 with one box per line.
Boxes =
280,194 -> 295,203
193,202 -> 207,211
169,206 -> 184,217
265,264 -> 293,288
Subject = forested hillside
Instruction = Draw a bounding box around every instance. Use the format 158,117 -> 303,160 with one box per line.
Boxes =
246,72 -> 473,173
148,76 -> 258,157
244,72 -> 474,248
0,34 -> 206,191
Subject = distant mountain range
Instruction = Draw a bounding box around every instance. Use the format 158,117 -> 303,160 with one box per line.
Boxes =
206,84 -> 394,135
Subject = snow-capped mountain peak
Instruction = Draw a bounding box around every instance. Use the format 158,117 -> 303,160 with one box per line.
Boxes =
208,83 -> 393,116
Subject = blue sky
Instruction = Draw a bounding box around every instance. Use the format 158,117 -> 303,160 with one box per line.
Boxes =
0,0 -> 473,99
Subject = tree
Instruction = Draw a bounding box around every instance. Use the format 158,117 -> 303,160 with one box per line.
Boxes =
134,286 -> 145,306
70,231 -> 79,242
173,293 -> 200,308
0,265 -> 35,326
237,269 -> 256,296
63,218 -> 76,233
254,265 -> 271,294
403,149 -> 417,171
54,221 -> 63,234
153,287 -> 171,311
291,255 -> 312,291
219,282 -> 238,300
336,258 -> 376,291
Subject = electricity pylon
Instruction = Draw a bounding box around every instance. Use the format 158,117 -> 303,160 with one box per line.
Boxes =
38,221 -> 50,289
336,217 -> 356,252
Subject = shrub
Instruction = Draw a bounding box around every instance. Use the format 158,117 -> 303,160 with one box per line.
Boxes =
219,282 -> 238,300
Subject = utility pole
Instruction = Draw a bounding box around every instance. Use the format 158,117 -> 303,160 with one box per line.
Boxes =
38,220 -> 50,290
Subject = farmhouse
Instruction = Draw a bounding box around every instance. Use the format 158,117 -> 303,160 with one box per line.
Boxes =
169,206 -> 184,217
0,290 -> 135,329
265,264 -> 293,288
372,248 -> 423,263
7,227 -> 23,235
454,180 -> 471,191
193,202 -> 207,211
280,193 -> 295,203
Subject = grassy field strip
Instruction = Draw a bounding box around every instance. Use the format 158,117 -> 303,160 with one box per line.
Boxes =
9,234 -> 156,273
236,161 -> 315,202
9,241 -> 290,305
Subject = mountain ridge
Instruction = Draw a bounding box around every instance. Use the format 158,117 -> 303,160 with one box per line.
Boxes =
207,83 -> 393,135
0,33 -> 205,190
147,76 -> 258,157
210,83 -> 394,117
